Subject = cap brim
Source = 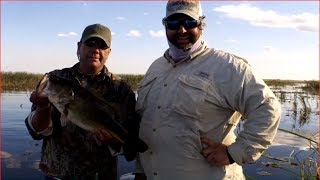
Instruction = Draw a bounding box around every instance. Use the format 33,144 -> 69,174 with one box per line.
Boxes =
82,34 -> 110,47
166,10 -> 199,20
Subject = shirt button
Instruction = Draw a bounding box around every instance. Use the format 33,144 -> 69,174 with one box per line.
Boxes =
153,128 -> 156,132
153,172 -> 158,175
150,151 -> 153,155
164,84 -> 167,87
157,106 -> 161,109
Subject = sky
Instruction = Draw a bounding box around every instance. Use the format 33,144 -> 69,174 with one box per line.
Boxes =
1,1 -> 319,80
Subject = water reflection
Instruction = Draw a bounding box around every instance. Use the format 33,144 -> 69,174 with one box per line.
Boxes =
272,85 -> 318,128
297,95 -> 312,126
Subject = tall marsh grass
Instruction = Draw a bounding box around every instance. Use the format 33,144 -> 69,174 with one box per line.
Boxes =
264,79 -> 300,87
1,72 -> 145,91
1,72 -> 318,93
1,72 -> 44,91
117,74 -> 144,90
264,79 -> 319,95
301,81 -> 319,95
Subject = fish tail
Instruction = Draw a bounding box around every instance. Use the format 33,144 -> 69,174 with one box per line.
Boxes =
123,137 -> 148,161
136,139 -> 148,152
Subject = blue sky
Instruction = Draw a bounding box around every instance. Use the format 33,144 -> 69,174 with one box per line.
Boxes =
1,1 -> 319,80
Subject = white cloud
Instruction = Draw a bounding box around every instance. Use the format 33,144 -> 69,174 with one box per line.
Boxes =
225,38 -> 239,44
214,4 -> 319,32
116,16 -> 126,21
244,44 -> 318,80
263,46 -> 276,52
149,30 -> 165,38
57,32 -> 78,37
126,30 -> 142,37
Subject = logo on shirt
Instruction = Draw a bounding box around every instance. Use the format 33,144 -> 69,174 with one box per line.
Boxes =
195,71 -> 209,79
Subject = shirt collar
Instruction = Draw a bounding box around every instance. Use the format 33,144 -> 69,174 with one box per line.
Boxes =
70,62 -> 110,81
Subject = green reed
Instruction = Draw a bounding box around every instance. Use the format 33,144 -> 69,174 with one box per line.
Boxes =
117,74 -> 144,90
0,72 -> 145,91
264,79 -> 319,93
1,72 -> 318,93
261,129 -> 319,179
264,79 -> 300,87
278,128 -> 318,145
301,81 -> 319,95
1,72 -> 44,91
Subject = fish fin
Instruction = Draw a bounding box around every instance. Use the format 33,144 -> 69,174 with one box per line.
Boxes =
59,113 -> 69,127
49,74 -> 75,86
63,104 -> 69,117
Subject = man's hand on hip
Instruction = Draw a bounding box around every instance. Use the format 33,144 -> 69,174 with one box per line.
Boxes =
201,136 -> 231,166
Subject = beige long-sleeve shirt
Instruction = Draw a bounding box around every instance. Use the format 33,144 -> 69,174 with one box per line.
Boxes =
136,48 -> 281,180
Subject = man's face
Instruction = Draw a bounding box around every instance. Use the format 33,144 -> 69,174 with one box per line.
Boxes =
77,37 -> 111,74
165,14 -> 202,50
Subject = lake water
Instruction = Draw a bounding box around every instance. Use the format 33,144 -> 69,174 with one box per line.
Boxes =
1,86 -> 318,180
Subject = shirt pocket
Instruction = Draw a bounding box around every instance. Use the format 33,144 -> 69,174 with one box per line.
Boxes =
177,128 -> 203,160
172,74 -> 211,119
136,74 -> 157,113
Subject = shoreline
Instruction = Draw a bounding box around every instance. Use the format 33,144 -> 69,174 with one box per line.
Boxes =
1,72 -> 318,92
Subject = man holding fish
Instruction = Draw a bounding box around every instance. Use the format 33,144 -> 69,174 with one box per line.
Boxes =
134,0 -> 281,179
25,23 -> 147,180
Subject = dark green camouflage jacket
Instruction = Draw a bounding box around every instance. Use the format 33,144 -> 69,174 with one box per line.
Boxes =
25,63 -> 140,179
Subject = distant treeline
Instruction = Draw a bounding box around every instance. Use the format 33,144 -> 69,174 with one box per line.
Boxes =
1,72 -> 318,93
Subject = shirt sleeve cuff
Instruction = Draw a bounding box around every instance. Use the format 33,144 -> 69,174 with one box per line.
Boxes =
108,146 -> 123,156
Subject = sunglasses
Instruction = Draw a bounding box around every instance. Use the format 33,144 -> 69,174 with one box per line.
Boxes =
84,39 -> 108,50
163,19 -> 199,30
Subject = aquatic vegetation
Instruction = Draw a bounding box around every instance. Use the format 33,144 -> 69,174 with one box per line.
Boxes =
301,81 -> 319,95
240,86 -> 318,179
298,95 -> 312,126
289,94 -> 313,127
1,72 -> 44,91
262,130 -> 319,180
264,79 -> 300,87
278,128 -> 318,145
117,74 -> 144,90
0,72 -> 144,91
1,72 -> 318,93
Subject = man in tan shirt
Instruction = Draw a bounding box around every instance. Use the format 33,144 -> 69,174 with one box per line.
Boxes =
134,0 -> 281,179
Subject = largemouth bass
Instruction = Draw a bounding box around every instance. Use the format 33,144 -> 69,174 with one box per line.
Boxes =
36,73 -> 148,161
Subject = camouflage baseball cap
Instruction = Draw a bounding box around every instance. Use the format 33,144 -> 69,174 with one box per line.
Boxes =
165,0 -> 203,20
80,24 -> 112,47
